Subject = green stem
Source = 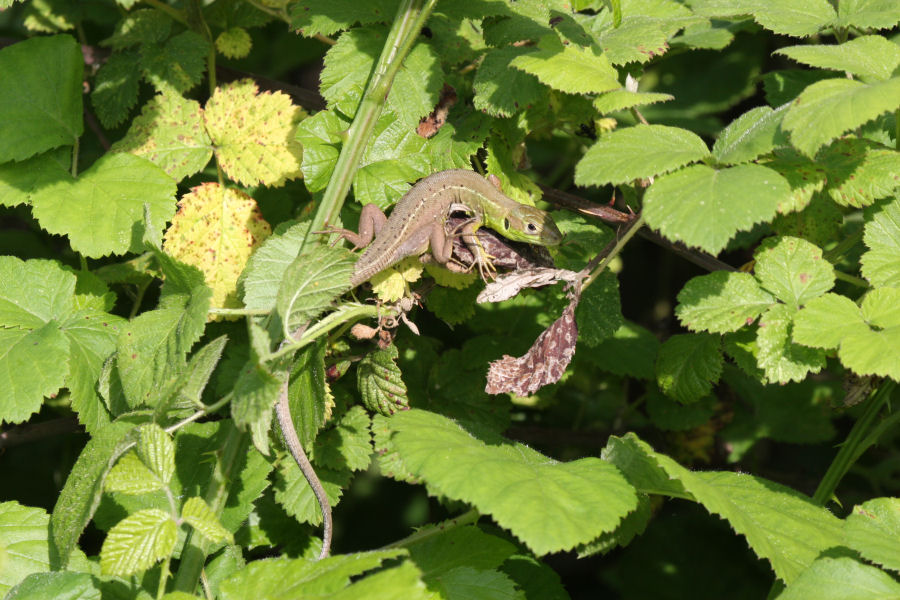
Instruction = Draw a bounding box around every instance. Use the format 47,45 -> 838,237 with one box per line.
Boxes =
895,109 -> 899,152
156,553 -> 173,600
582,213 -> 645,291
823,227 -> 863,263
812,380 -> 897,506
263,303 -> 381,363
381,510 -> 480,549
142,0 -> 188,25
300,0 -> 438,252
172,425 -> 247,593
833,270 -> 869,289
71,137 -> 80,178
207,307 -> 271,317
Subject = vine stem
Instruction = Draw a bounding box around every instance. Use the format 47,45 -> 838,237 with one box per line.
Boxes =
812,379 -> 897,506
582,212 -> 645,291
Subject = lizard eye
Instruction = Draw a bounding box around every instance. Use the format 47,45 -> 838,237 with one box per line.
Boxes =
526,222 -> 538,233
503,218 -> 510,231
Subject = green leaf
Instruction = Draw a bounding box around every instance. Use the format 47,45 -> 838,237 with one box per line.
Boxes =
0,503 -> 54,596
102,8 -> 171,49
181,497 -> 233,544
792,293 -> 866,349
781,77 -> 900,158
0,35 -> 83,162
764,149 -> 828,213
312,405 -> 372,472
584,322 -> 659,380
357,344 -> 409,416
754,236 -> 834,307
4,572 -> 100,600
712,105 -> 789,165
134,423 -> 175,485
742,0 -> 836,37
240,222 -> 310,311
756,304 -> 826,384
861,198 -> 900,288
105,451 -> 163,495
646,392 -> 716,431
596,20 -> 669,65
31,153 -> 176,257
605,433 -> 844,584
110,92 -> 213,182
295,110 -> 351,193
219,549 -> 407,599
655,333 -> 722,404
473,46 -> 546,118
575,271 -> 624,346
406,525 -> 517,576
424,106 -> 492,171
0,147 -> 70,208
643,164 -> 789,254
141,31 -> 209,94
389,409 -> 639,556
0,324 -> 69,424
776,35 -> 900,82
276,244 -> 354,338
844,498 -> 900,573
675,271 -> 774,333
816,139 -> 900,208
354,110 -> 430,208
287,340 -> 329,452
592,89 -> 673,114
289,0 -> 398,37
49,418 -> 141,569
231,359 -> 285,456
0,257 -> 74,327
273,461 -> 350,525
100,508 -> 177,576
835,0 -> 900,30
509,34 -> 620,94
414,566 -> 515,600
779,557 -> 900,600
575,124 -> 709,187
330,561 -> 427,600
91,51 -> 142,129
175,334 -> 227,409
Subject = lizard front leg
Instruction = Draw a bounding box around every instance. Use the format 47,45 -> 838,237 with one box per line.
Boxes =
317,203 -> 388,250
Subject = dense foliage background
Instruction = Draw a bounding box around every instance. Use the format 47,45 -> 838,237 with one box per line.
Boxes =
1,0 -> 900,598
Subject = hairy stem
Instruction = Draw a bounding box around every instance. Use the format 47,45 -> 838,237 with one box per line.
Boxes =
582,212 -> 645,291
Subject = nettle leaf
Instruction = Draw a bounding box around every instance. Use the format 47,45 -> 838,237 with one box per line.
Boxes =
779,557 -> 900,600
104,451 -> 163,495
0,34 -> 82,163
204,79 -> 304,187
110,92 -> 213,182
575,124 -> 709,187
844,498 -> 900,573
781,77 -> 900,158
4,572 -> 100,600
756,304 -> 826,384
141,30 -> 209,94
181,497 -> 233,544
676,271 -> 775,333
289,0 -> 398,37
134,423 -> 175,485
312,405 -> 372,472
835,0 -> 900,30
776,35 -> 900,82
754,236 -> 835,308
655,333 -> 722,404
607,434 -> 844,584
712,105 -> 789,165
91,51 -> 142,129
742,0 -> 836,37
100,508 -> 177,576
357,344 -> 409,416
0,147 -> 70,208
276,244 -> 354,339
176,334 -> 227,409
219,549 -> 407,599
794,289 -> 900,380
509,34 -> 620,95
861,198 -> 900,288
473,46 -> 547,118
592,89 -> 673,114
240,222 -> 309,312
816,139 -> 900,208
389,409 -> 639,556
163,183 -> 272,311
644,164 -> 789,255
31,153 -> 177,257
295,109 -> 351,192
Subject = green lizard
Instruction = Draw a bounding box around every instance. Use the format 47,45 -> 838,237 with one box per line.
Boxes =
326,168 -> 563,286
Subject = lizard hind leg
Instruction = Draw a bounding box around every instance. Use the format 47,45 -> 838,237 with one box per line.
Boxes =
315,203 -> 389,250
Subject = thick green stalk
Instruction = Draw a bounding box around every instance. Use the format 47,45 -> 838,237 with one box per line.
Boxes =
300,0 -> 439,251
812,380 -> 897,505
172,425 -> 247,593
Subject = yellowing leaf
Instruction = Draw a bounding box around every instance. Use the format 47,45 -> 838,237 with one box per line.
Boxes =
369,257 -> 423,302
163,183 -> 271,313
215,27 -> 252,59
203,79 -> 304,187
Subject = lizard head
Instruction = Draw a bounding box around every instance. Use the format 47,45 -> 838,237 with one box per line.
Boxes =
493,204 -> 563,246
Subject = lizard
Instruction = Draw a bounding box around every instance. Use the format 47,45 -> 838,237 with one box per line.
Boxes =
277,169 -> 562,559
327,168 -> 563,286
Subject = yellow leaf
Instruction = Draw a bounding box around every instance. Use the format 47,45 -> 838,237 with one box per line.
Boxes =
203,79 -> 305,187
424,262 -> 477,289
163,183 -> 271,314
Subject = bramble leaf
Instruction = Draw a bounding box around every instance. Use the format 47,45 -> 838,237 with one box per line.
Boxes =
712,105 -> 789,165
105,451 -> 163,495
276,244 -> 354,338
779,557 -> 900,599
134,423 -> 175,486
389,409 -> 639,556
181,497 -> 233,544
644,164 -> 789,254
91,51 -> 142,129
358,344 -> 409,416
509,35 -> 620,95
311,405 -> 372,472
592,89 -> 673,114
0,35 -> 82,162
163,184 -> 271,311
473,47 -> 546,118
844,498 -> 900,573
100,508 -> 176,576
575,124 -> 709,187
355,110 -> 430,209
816,139 -> 900,208
0,502 -> 55,596
0,147 -> 70,208
754,236 -> 834,308
204,79 -> 304,187
656,333 -> 722,404
111,92 -> 213,182
141,30 -> 209,94
776,35 -> 900,82
274,459 -> 349,526
781,77 -> 900,158
3,572 -> 100,600
295,109 -> 350,192
756,304 -> 826,384
861,198 -> 900,288
596,20 -> 669,65
289,0 -> 398,37
791,293 -> 866,349
0,325 -> 69,424
231,359 -> 285,456
31,153 -> 176,257
741,0 -> 836,37
240,222 -> 310,312
216,27 -> 252,59
834,0 -> 900,30
676,271 -> 774,333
